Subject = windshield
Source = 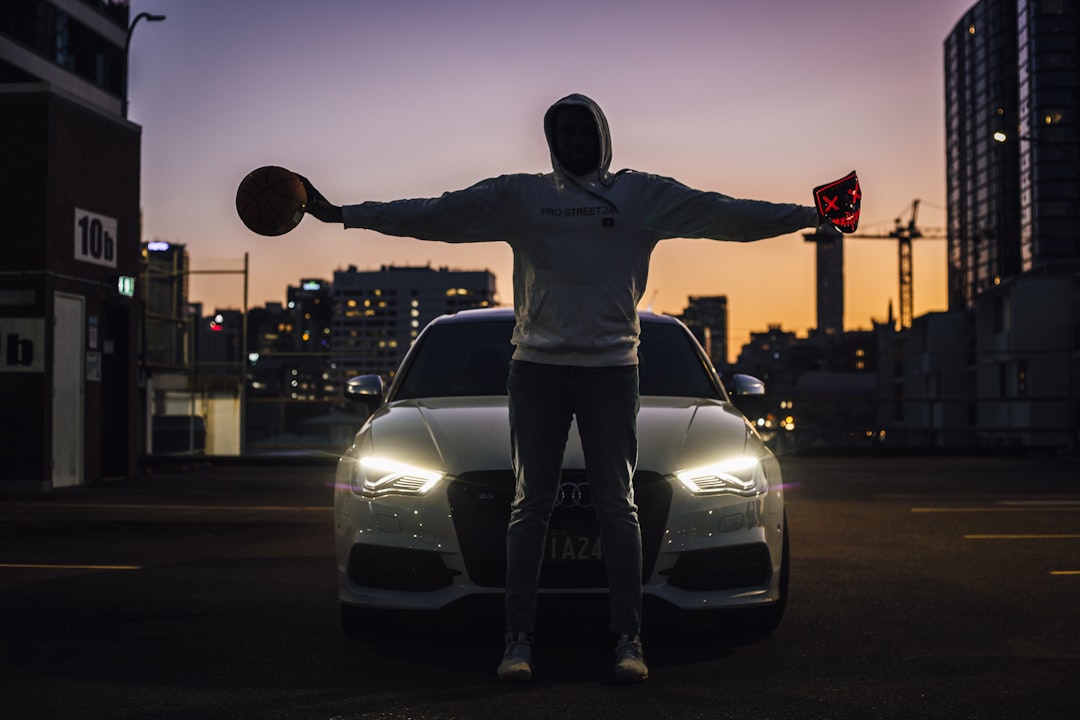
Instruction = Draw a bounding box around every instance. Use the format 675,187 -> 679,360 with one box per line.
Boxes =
391,318 -> 724,401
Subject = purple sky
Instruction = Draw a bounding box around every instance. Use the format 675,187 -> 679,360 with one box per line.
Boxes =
129,0 -> 977,359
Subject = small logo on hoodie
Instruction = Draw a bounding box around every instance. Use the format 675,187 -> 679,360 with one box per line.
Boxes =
539,205 -> 617,227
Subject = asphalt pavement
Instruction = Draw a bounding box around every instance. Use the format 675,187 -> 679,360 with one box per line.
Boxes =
2,452 -> 1078,720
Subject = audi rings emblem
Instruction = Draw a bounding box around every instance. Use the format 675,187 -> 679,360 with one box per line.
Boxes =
556,482 -> 592,508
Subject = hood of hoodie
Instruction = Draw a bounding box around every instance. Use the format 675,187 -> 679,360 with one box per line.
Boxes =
543,93 -> 614,184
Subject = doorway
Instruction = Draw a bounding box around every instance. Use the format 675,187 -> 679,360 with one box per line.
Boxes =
52,292 -> 84,488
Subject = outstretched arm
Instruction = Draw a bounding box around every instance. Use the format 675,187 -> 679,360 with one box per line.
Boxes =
642,171 -> 860,241
643,175 -> 821,242
302,175 -> 515,244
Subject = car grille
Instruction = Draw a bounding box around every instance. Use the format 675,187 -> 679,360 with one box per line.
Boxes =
447,470 -> 671,589
660,543 -> 772,591
347,545 -> 459,591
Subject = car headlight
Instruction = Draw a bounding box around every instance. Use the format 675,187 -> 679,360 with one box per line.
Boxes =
352,456 -> 445,497
675,455 -> 763,496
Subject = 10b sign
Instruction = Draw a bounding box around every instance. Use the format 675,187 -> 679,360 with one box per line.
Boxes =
74,208 -> 118,269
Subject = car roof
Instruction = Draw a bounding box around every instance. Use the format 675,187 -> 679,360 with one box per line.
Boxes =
430,306 -> 680,326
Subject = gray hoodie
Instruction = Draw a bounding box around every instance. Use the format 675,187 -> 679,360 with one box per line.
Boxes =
342,93 -> 820,367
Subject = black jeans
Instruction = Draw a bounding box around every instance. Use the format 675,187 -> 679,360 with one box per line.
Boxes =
505,360 -> 642,635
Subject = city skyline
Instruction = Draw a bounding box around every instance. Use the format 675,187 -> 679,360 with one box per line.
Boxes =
128,0 -> 978,360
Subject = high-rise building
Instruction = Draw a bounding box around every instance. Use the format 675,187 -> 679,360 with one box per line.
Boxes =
945,0 -> 1079,309
735,325 -> 798,380
333,264 -> 497,380
142,241 -> 190,370
279,279 -> 335,403
803,226 -> 844,334
944,0 -> 1021,309
1015,0 -> 1080,272
889,0 -> 1080,449
287,279 -> 333,354
678,295 -> 729,365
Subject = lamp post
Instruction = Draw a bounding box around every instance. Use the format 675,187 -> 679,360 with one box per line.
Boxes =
993,130 -> 1076,156
123,12 -> 166,118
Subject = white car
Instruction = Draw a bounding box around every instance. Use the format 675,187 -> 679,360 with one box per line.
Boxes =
334,308 -> 789,637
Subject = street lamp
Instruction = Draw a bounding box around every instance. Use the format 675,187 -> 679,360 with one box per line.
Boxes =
993,129 -> 1076,155
123,12 -> 166,118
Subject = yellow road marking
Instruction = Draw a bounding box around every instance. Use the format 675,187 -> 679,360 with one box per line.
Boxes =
0,563 -> 141,571
912,507 -> 1079,513
1051,571 -> 1080,576
1,503 -> 330,512
964,534 -> 1080,540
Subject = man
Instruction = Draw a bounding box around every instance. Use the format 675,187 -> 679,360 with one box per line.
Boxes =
302,93 -> 840,683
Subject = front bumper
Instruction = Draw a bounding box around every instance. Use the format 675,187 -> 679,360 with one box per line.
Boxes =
334,463 -> 785,611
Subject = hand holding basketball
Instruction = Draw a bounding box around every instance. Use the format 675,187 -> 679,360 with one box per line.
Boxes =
235,166 -> 308,236
297,174 -> 344,224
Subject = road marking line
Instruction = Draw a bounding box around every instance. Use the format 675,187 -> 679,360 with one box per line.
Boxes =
911,507 -> 1079,513
997,500 -> 1080,507
0,563 -> 141,571
882,494 -> 1080,501
964,534 -> 1080,540
0,503 -> 330,512
1051,571 -> 1080,576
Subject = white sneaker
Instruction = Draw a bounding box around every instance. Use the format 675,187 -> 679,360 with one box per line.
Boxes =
613,634 -> 648,683
497,631 -> 533,682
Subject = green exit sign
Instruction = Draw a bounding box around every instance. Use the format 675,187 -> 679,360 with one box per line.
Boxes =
117,276 -> 135,297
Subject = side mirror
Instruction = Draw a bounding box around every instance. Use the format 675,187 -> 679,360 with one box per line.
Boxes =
729,373 -> 766,396
344,375 -> 385,413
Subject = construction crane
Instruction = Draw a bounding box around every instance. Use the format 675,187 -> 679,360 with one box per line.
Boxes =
850,199 -> 946,330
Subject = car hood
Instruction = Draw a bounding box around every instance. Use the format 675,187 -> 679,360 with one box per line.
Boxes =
360,396 -> 752,477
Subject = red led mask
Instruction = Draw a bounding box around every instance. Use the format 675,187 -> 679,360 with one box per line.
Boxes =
813,171 -> 861,233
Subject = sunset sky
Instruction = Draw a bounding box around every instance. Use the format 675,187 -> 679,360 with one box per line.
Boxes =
128,0 -> 977,360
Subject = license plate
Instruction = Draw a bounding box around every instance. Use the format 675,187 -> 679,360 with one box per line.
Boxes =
545,529 -> 603,561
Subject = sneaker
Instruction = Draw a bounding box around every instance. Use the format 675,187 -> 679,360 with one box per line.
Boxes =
613,634 -> 648,683
497,631 -> 533,682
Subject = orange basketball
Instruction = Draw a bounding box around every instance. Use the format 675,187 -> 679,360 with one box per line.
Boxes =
235,166 -> 308,236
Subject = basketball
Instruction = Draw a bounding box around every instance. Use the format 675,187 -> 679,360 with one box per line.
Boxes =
235,166 -> 308,236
